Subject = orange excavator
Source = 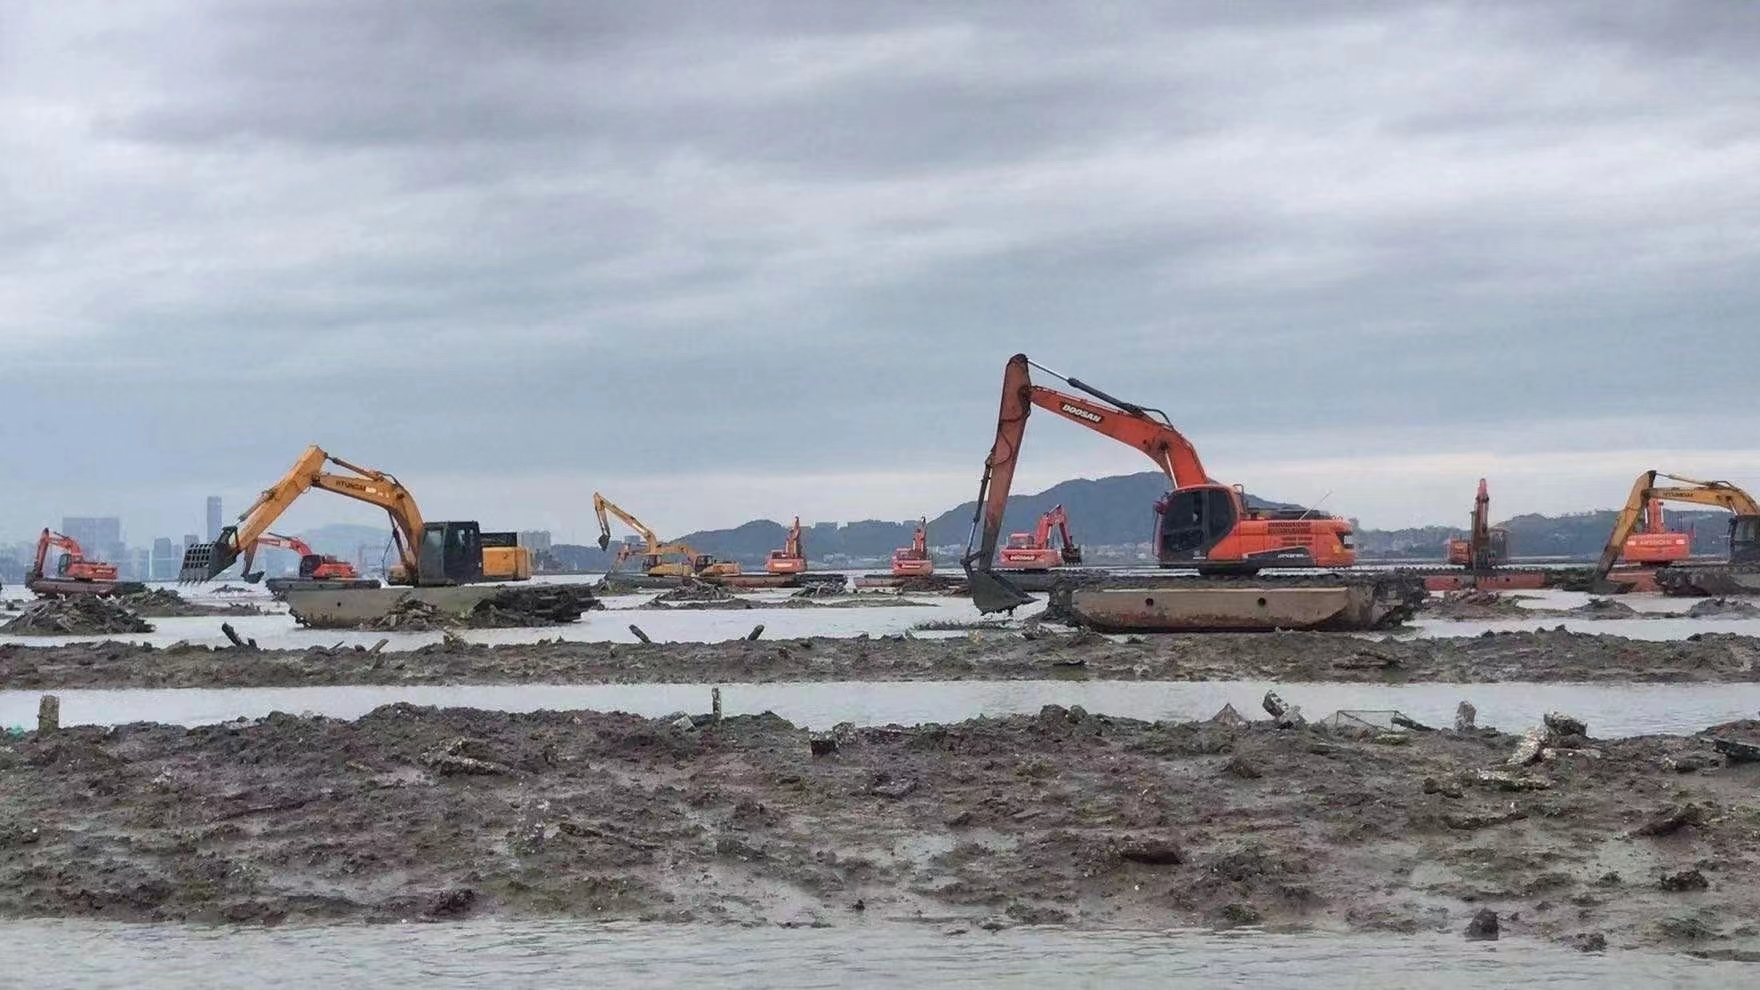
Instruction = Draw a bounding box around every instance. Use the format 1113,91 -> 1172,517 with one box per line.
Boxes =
891,518 -> 936,578
1620,499 -> 1691,566
1444,479 -> 1509,570
999,504 -> 1083,571
765,517 -> 807,575
1591,472 -> 1760,593
252,533 -> 361,581
964,354 -> 1356,612
26,528 -> 145,597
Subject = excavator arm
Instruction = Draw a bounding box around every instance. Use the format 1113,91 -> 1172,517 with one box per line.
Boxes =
1592,472 -> 1760,587
593,493 -> 660,555
180,445 -> 426,583
963,354 -> 1210,611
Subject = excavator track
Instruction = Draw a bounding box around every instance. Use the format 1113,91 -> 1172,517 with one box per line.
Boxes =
1038,570 -> 1427,632
1656,565 -> 1760,597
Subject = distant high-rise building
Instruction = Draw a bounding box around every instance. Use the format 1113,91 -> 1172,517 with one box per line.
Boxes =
206,496 -> 223,542
518,530 -> 554,555
61,516 -> 124,567
183,533 -> 201,554
151,538 -> 184,581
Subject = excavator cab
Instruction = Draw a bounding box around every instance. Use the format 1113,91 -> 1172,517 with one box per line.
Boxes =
417,521 -> 485,585
1156,485 -> 1242,565
1732,516 -> 1760,565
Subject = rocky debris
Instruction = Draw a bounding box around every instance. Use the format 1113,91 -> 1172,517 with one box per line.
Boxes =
1455,701 -> 1477,732
1686,598 -> 1760,618
1208,704 -> 1250,727
645,581 -> 760,610
1427,590 -> 1528,620
2,597 -> 154,636
1570,932 -> 1608,953
1659,869 -> 1709,892
1701,719 -> 1760,763
421,737 -> 521,777
1567,598 -> 1639,619
1469,769 -> 1552,792
115,588 -> 263,618
1464,908 -> 1499,941
1633,803 -> 1706,837
791,583 -> 845,600
1118,838 -> 1185,865
467,586 -> 599,627
1544,712 -> 1588,738
1507,711 -> 1590,766
1262,691 -> 1304,728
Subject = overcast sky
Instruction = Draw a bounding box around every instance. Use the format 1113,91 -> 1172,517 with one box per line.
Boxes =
4,0 -> 1758,545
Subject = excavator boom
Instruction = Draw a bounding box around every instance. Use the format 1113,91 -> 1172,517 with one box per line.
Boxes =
1592,471 -> 1760,588
180,445 -> 425,583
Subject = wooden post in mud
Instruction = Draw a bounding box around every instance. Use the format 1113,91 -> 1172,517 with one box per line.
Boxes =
746,624 -> 765,641
37,695 -> 59,734
712,687 -> 723,724
628,624 -> 652,644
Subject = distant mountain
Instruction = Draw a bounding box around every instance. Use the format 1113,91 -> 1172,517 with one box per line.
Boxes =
1354,509 -> 1736,560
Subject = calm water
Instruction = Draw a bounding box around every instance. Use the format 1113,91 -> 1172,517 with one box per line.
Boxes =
0,920 -> 1743,989
4,680 -> 1755,736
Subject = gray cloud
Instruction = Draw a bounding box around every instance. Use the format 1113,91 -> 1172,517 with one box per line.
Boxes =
4,0 -> 1759,540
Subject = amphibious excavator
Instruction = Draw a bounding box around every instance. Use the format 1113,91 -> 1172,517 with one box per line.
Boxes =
593,493 -> 740,579
999,504 -> 1083,571
1591,472 -> 1760,594
963,354 -> 1363,613
251,532 -> 381,593
891,518 -> 936,578
179,445 -> 532,586
765,517 -> 807,575
1444,479 -> 1509,570
26,529 -> 146,597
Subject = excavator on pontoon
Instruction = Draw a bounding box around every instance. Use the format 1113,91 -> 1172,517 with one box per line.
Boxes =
1590,472 -> 1760,595
962,354 -> 1364,614
25,528 -> 146,597
593,493 -> 740,579
179,445 -> 531,586
998,505 -> 1083,572
765,517 -> 807,575
250,532 -> 381,593
891,518 -> 936,578
1444,479 -> 1509,571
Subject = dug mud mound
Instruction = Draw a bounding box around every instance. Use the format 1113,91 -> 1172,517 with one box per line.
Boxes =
642,582 -> 762,611
116,588 -> 265,618
1566,598 -> 1641,619
6,628 -> 1760,689
1,597 -> 154,636
365,587 -> 600,631
0,704 -> 1754,957
1423,591 -> 1534,620
1686,599 -> 1760,619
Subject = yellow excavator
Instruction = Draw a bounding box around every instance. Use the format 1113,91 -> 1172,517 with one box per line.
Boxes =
179,445 -> 532,585
592,493 -> 740,578
1590,471 -> 1760,592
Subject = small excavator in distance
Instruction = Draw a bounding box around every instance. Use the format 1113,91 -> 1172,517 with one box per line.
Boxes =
765,517 -> 807,575
180,445 -> 532,586
1591,471 -> 1760,594
963,354 -> 1357,613
1444,479 -> 1509,570
1619,499 -> 1691,566
593,493 -> 741,579
999,504 -> 1083,572
251,532 -> 381,593
891,518 -> 936,578
26,529 -> 146,597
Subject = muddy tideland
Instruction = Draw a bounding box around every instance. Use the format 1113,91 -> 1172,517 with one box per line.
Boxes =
2,629 -> 1760,690
1,703 -> 1756,958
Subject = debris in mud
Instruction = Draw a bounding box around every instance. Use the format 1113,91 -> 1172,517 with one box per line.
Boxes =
1567,598 -> 1639,619
364,587 -> 598,631
1464,908 -> 1500,940
1118,837 -> 1185,865
648,581 -> 758,610
1659,869 -> 1709,892
1262,691 -> 1304,728
1633,803 -> 1706,837
115,588 -> 264,618
1686,598 -> 1760,618
1455,702 -> 1477,733
2,597 -> 154,636
1209,703 -> 1249,727
1426,590 -> 1529,620
791,583 -> 845,600
1570,932 -> 1608,953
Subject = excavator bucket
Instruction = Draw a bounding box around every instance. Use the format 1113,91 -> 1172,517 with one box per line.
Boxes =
178,541 -> 240,584
967,566 -> 1034,614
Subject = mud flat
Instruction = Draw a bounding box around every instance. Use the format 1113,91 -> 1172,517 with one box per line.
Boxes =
0,703 -> 1755,958
3,629 -> 1760,690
